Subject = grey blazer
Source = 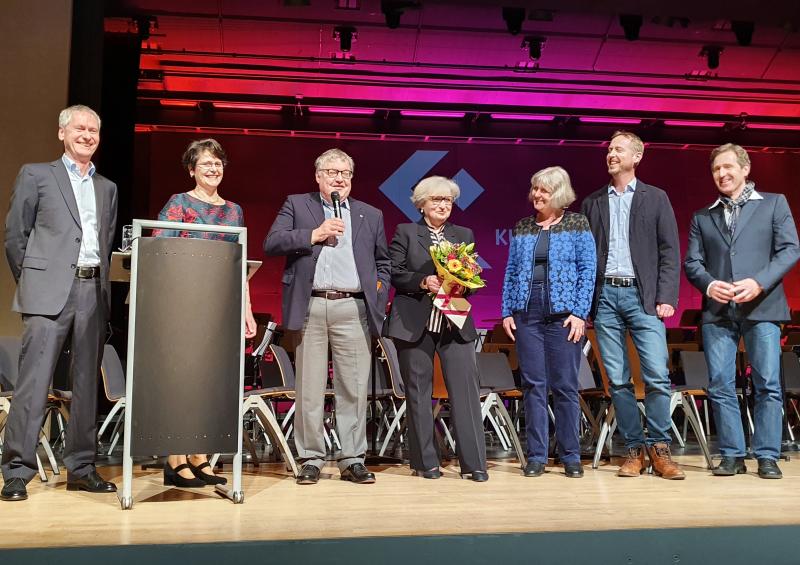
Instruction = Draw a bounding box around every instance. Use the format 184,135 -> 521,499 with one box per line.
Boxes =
5,160 -> 118,317
384,221 -> 478,343
684,191 -> 800,323
580,181 -> 681,317
264,192 -> 391,336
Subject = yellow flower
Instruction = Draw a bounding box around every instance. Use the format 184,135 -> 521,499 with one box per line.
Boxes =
447,259 -> 463,271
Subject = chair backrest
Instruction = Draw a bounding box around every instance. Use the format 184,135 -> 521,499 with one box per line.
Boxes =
100,344 -> 126,401
476,351 -> 517,392
377,337 -> 405,398
781,351 -> 800,391
269,344 -> 296,389
0,337 -> 22,392
679,350 -> 710,390
577,353 -> 598,391
679,308 -> 702,328
480,342 -> 519,371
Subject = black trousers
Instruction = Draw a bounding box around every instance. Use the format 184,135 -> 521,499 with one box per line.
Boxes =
1,278 -> 104,482
393,325 -> 486,473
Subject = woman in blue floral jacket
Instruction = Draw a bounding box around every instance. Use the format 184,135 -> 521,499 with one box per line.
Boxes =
501,166 -> 596,478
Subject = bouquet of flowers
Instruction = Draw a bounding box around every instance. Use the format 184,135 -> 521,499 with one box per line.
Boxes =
429,241 -> 486,328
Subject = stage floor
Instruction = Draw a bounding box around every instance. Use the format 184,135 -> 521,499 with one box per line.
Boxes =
2,453 -> 800,550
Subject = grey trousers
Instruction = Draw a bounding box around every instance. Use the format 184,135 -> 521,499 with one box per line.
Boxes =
2,278 -> 104,482
294,296 -> 372,471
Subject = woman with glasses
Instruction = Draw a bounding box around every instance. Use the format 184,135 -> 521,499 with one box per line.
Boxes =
153,138 -> 257,488
384,176 -> 488,481
501,166 -> 596,478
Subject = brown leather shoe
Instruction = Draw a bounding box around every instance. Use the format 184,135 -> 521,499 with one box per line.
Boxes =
647,442 -> 685,480
617,447 -> 646,477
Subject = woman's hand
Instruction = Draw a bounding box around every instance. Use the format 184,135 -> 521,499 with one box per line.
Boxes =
423,275 -> 443,293
502,316 -> 516,342
563,315 -> 585,343
245,307 -> 257,339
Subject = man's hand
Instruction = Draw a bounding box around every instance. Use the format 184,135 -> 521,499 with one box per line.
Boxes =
656,303 -> 675,319
502,316 -> 516,342
708,281 -> 736,304
311,218 -> 345,244
731,278 -> 763,304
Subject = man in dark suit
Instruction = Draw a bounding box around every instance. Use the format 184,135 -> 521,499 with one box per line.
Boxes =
581,130 -> 684,479
1,105 -> 118,501
685,143 -> 800,479
265,148 -> 390,485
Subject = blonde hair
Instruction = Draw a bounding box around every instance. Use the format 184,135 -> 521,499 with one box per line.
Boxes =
611,130 -> 644,158
710,143 -> 750,170
529,166 -> 576,209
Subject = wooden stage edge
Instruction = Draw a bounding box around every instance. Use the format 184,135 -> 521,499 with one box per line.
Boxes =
1,454 -> 800,560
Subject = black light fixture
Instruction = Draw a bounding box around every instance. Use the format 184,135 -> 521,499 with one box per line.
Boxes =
731,20 -> 754,46
700,45 -> 723,69
619,14 -> 643,41
502,7 -> 526,36
381,1 -> 419,29
522,36 -> 546,61
333,25 -> 357,52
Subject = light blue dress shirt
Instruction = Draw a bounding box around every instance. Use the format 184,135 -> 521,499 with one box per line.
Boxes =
313,197 -> 362,292
605,178 -> 636,278
62,154 -> 101,267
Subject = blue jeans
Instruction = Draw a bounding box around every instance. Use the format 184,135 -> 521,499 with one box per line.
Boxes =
702,320 -> 782,461
514,282 -> 582,464
594,284 -> 672,449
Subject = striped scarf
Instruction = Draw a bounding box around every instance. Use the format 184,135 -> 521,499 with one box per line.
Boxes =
720,181 -> 755,236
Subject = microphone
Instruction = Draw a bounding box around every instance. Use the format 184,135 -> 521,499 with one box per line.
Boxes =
327,191 -> 342,246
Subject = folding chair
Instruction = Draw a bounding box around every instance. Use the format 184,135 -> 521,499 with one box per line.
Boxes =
97,344 -> 126,455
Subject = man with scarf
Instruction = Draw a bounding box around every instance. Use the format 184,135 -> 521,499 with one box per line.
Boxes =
685,143 -> 800,479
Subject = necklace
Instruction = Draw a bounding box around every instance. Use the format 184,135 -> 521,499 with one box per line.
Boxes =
190,188 -> 224,205
535,212 -> 564,229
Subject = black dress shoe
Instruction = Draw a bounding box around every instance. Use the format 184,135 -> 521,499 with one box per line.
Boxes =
412,468 -> 442,479
296,464 -> 321,485
1,478 -> 28,501
66,470 -> 117,493
460,470 -> 489,482
712,457 -> 747,476
564,462 -> 584,478
524,461 -> 546,477
340,463 -> 376,484
163,463 -> 206,488
187,460 -> 227,485
757,458 -> 783,479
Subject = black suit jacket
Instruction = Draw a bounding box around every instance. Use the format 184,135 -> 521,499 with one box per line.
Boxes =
580,180 -> 680,317
684,192 -> 800,323
384,221 -> 478,343
264,192 -> 391,336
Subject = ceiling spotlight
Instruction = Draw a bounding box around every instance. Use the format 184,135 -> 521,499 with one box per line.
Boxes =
381,1 -> 419,29
502,7 -> 526,36
731,20 -> 754,46
700,45 -> 723,69
522,36 -> 546,61
333,25 -> 357,52
619,14 -> 643,41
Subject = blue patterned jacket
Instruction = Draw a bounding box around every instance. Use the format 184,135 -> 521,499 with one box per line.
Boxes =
501,212 -> 596,319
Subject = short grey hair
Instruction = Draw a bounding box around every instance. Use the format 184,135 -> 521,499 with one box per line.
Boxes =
58,105 -> 101,129
411,176 -> 460,208
315,148 -> 354,174
710,143 -> 751,170
530,166 -> 577,210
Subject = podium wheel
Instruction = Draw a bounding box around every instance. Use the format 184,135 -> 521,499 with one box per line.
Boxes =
233,491 -> 244,504
120,496 -> 133,510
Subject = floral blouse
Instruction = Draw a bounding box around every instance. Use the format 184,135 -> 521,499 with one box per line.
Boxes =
153,192 -> 244,242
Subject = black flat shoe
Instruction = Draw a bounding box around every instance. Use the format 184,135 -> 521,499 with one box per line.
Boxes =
524,461 -> 546,477
412,468 -> 442,479
564,462 -> 584,478
340,463 -> 376,484
712,457 -> 747,476
1,478 -> 28,501
187,460 -> 227,485
757,458 -> 782,479
296,464 -> 321,485
66,470 -> 118,493
460,470 -> 489,482
163,463 -> 206,488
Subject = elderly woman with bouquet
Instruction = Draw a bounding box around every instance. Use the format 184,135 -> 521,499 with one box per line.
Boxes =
384,176 -> 488,481
501,166 -> 596,478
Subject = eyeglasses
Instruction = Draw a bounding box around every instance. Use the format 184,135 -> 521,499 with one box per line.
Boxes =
196,161 -> 224,171
319,169 -> 353,179
429,196 -> 454,207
